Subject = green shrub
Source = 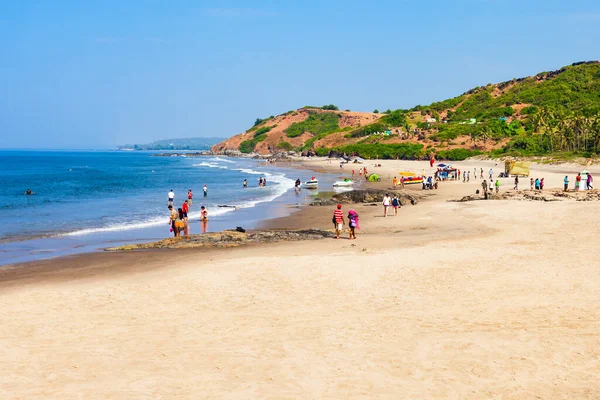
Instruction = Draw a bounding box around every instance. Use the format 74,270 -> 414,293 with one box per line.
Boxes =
379,110 -> 407,126
285,112 -> 340,138
329,143 -> 424,159
253,125 -> 275,138
321,104 -> 339,110
373,109 -> 379,113
239,135 -> 267,153
436,148 -> 482,160
276,141 -> 293,151
521,105 -> 539,115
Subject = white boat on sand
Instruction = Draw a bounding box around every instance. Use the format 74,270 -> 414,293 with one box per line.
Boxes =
333,179 -> 353,187
303,178 -> 318,189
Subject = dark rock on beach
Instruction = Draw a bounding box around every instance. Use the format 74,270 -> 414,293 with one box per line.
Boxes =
106,229 -> 333,251
330,188 -> 420,206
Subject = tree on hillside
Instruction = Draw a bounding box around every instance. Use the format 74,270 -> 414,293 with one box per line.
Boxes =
373,109 -> 379,114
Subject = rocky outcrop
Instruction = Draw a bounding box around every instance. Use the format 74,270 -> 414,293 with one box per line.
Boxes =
450,189 -> 600,202
331,188 -> 421,205
106,229 -> 333,251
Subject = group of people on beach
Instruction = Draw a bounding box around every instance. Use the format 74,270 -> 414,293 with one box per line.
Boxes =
565,172 -> 594,191
167,189 -> 208,237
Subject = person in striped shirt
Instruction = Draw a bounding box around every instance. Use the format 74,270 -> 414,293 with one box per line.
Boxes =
332,204 -> 345,239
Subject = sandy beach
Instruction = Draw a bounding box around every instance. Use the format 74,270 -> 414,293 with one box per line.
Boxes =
1,159 -> 600,399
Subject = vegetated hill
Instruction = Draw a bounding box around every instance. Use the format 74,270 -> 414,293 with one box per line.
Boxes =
214,61 -> 600,160
119,137 -> 224,151
211,106 -> 381,155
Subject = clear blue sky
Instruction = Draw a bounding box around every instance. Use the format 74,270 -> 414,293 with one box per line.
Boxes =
1,0 -> 599,148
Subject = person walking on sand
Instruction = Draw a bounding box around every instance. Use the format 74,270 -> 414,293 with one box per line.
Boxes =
187,189 -> 193,207
575,174 -> 581,190
382,193 -> 391,217
474,168 -> 477,179
480,168 -> 483,179
482,180 -> 488,194
168,189 -> 175,206
530,177 -> 534,190
514,176 -> 519,190
463,170 -> 466,182
535,178 -> 540,190
393,176 -> 397,187
400,176 -> 405,188
203,184 -> 208,197
495,179 -> 500,193
540,178 -> 545,191
347,209 -> 359,240
564,175 -> 569,191
467,171 -> 470,182
489,168 -> 493,180
587,173 -> 593,190
391,194 -> 400,216
332,204 -> 345,239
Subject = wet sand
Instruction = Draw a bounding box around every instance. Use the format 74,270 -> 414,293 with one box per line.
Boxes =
1,159 -> 599,398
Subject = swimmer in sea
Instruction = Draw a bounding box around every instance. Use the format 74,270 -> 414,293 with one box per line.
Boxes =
24,189 -> 35,195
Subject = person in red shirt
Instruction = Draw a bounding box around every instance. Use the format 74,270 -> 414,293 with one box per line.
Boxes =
181,201 -> 190,235
332,204 -> 345,239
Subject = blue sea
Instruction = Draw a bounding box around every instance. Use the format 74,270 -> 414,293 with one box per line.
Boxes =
0,150 -> 341,265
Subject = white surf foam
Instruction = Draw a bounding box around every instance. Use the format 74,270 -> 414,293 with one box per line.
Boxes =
62,207 -> 235,237
193,162 -> 229,169
209,157 -> 235,163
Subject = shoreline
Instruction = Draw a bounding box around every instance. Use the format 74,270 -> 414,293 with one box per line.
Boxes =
1,158 -> 599,397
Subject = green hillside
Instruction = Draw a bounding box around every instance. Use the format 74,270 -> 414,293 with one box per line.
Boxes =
315,61 -> 600,160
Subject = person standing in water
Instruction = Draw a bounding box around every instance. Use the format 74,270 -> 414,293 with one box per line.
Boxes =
263,177 -> 267,186
181,200 -> 190,235
168,205 -> 178,237
243,179 -> 248,188
258,177 -> 263,187
200,205 -> 208,233
187,189 -> 193,207
168,189 -> 175,206
203,184 -> 208,197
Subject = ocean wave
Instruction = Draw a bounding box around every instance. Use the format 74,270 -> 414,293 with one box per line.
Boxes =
192,162 -> 229,169
209,157 -> 235,164
61,207 -> 235,237
60,169 -> 295,238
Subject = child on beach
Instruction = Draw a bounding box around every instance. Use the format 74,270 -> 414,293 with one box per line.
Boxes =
187,189 -> 193,206
564,175 -> 569,191
347,209 -> 359,240
530,178 -> 534,190
333,204 -> 344,239
540,178 -> 545,190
